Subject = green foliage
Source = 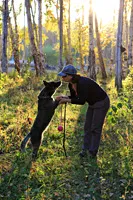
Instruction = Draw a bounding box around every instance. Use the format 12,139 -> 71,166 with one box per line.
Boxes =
71,21 -> 89,65
0,70 -> 133,200
44,44 -> 58,65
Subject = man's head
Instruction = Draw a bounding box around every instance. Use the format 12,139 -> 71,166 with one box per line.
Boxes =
58,65 -> 77,82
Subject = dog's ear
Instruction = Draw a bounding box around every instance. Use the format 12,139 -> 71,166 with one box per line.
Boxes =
43,80 -> 48,86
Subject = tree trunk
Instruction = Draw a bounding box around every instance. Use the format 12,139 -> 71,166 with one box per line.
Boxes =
67,0 -> 72,64
22,3 -> 26,63
56,0 -> 59,28
8,17 -> 20,74
80,5 -> 85,72
38,0 -> 42,52
122,0 -> 128,78
95,14 -> 107,79
124,1 -> 128,51
59,0 -> 63,69
88,0 -> 96,80
128,0 -> 133,66
38,0 -> 45,72
1,0 -> 8,73
31,2 -> 39,46
110,10 -> 116,76
78,19 -> 84,72
11,0 -> 20,73
115,0 -> 124,91
25,0 -> 39,76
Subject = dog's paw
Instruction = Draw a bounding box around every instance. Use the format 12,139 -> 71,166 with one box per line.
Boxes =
32,152 -> 38,161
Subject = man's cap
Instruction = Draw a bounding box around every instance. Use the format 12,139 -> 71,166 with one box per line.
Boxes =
58,65 -> 77,76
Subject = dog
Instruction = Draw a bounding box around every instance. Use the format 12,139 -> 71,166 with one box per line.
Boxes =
20,80 -> 61,159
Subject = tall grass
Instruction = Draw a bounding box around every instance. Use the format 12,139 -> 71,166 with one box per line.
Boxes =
0,70 -> 133,200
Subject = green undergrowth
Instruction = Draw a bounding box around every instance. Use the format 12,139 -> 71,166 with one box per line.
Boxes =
0,70 -> 133,200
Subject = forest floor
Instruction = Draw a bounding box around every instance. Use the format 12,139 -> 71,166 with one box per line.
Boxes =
0,71 -> 133,200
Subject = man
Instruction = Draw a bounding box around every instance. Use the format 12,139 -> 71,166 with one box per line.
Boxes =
56,64 -> 110,157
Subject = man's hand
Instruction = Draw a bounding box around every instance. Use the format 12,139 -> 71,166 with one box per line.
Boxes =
59,98 -> 71,104
55,95 -> 69,101
55,96 -> 63,101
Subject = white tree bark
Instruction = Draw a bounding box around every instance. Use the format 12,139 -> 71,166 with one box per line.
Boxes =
1,0 -> 8,73
38,0 -> 42,52
11,0 -> 20,73
128,0 -> 133,66
67,0 -> 72,64
38,0 -> 45,71
88,0 -> 96,80
25,0 -> 39,76
59,0 -> 63,69
95,13 -> 107,79
115,0 -> 124,91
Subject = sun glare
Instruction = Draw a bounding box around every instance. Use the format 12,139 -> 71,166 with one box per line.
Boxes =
93,0 -> 119,24
71,0 -> 120,25
11,0 -> 120,27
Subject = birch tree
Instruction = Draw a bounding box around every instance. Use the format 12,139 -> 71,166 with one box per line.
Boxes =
11,0 -> 20,73
22,2 -> 26,62
1,0 -> 8,73
78,17 -> 84,72
124,0 -> 128,51
76,7 -> 84,72
64,0 -> 72,65
59,0 -> 63,69
88,0 -> 96,80
121,0 -> 128,78
8,17 -> 20,73
30,1 -> 39,46
115,0 -> 124,91
95,13 -> 107,79
67,0 -> 72,64
56,0 -> 59,27
128,0 -> 133,67
25,0 -> 39,76
110,10 -> 116,76
80,5 -> 85,72
37,0 -> 45,71
38,0 -> 42,53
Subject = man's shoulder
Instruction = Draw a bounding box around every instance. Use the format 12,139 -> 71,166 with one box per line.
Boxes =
79,76 -> 90,83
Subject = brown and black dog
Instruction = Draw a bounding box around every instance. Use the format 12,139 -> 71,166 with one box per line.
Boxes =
20,80 -> 61,159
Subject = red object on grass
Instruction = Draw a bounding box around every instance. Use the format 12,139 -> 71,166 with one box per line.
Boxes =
58,125 -> 63,131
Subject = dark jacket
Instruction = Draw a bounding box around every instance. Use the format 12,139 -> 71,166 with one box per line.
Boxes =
69,76 -> 107,105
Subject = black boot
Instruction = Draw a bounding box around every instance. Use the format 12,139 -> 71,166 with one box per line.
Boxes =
89,151 -> 97,158
79,150 -> 87,157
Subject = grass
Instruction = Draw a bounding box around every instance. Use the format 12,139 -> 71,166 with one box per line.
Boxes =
0,70 -> 133,200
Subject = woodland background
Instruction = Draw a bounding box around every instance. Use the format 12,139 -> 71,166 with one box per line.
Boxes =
0,0 -> 133,199
0,0 -> 133,88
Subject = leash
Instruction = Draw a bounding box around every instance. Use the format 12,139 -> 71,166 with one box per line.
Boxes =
58,103 -> 67,157
63,103 -> 67,157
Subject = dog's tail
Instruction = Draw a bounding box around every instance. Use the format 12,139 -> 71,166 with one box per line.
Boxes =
20,132 -> 31,152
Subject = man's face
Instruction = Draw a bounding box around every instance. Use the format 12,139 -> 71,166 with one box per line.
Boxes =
61,74 -> 73,82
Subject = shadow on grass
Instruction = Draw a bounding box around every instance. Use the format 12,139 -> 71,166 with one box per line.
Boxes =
0,152 -> 32,199
64,103 -> 102,199
1,75 -> 132,199
65,102 -> 133,200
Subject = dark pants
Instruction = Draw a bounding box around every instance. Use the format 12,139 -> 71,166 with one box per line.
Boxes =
83,96 -> 110,155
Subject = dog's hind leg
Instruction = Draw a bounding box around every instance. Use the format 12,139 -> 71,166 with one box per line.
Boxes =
32,146 -> 39,160
20,132 -> 31,152
32,141 -> 42,160
31,135 -> 42,160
